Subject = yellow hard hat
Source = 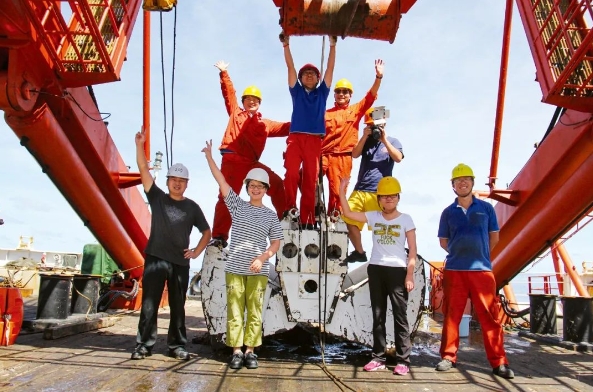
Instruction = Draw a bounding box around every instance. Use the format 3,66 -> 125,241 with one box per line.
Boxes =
451,163 -> 475,180
334,78 -> 353,93
376,176 -> 401,195
242,85 -> 262,101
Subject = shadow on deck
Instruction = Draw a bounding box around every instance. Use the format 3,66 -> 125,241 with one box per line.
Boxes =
0,298 -> 592,391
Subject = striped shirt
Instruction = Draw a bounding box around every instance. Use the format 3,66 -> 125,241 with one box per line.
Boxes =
224,189 -> 283,276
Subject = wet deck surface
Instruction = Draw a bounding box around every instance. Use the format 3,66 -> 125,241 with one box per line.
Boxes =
1,299 -> 593,392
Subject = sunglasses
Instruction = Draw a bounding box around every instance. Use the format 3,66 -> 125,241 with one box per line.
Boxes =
334,89 -> 351,95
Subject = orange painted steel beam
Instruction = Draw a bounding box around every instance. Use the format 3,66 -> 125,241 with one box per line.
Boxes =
502,285 -> 519,312
4,102 -> 145,279
556,242 -> 589,297
274,0 -> 418,43
143,10 -> 151,162
1,1 -> 150,285
41,87 -> 152,254
492,109 -> 593,289
114,172 -> 143,189
551,247 -> 565,296
489,0 -> 513,190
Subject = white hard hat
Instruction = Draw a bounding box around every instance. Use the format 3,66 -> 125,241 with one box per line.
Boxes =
244,168 -> 269,187
167,163 -> 189,179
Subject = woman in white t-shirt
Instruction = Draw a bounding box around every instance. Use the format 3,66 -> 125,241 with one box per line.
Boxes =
203,140 -> 283,371
339,176 -> 417,376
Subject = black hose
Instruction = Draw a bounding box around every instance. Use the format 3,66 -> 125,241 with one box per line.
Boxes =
500,294 -> 530,318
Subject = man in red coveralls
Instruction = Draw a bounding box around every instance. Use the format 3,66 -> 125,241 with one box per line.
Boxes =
280,34 -> 336,229
209,60 -> 290,249
321,59 -> 384,216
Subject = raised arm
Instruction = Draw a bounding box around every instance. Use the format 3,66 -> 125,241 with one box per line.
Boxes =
339,178 -> 367,223
202,139 -> 231,197
215,61 -> 238,115
281,34 -> 297,87
380,134 -> 404,163
324,36 -> 337,87
135,131 -> 154,193
369,59 -> 384,98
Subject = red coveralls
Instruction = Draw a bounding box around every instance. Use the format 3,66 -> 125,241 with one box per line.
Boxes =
321,91 -> 375,214
440,270 -> 508,368
212,71 -> 289,242
284,133 -> 322,225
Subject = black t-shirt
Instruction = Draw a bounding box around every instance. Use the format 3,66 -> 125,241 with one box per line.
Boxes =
144,183 -> 210,266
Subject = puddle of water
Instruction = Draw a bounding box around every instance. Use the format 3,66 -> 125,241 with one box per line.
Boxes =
257,327 -> 371,364
211,314 -> 530,365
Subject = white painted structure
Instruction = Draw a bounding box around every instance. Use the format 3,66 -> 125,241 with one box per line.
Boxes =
0,236 -> 82,269
0,236 -> 83,296
201,218 -> 426,348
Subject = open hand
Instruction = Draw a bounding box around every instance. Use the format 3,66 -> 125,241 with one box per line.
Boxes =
214,60 -> 229,72
375,59 -> 384,78
249,257 -> 265,273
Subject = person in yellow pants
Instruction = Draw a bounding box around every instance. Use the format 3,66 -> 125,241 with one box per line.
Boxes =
203,140 -> 283,370
342,109 -> 404,262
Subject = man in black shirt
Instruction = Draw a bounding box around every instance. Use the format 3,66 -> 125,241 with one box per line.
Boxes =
131,132 -> 211,361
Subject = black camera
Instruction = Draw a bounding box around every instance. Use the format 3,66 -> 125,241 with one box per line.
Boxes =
371,125 -> 383,140
367,106 -> 389,140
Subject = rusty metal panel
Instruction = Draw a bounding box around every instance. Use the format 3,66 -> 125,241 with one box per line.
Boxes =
276,0 -> 407,43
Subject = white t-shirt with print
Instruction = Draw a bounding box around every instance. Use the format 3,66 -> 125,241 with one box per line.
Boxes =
365,211 -> 415,268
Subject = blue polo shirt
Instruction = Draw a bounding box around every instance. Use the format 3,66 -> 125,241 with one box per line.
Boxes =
354,136 -> 403,192
437,196 -> 499,271
289,81 -> 330,136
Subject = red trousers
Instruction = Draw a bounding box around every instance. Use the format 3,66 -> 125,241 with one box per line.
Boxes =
283,133 -> 322,225
440,270 -> 509,368
212,154 -> 285,241
321,153 -> 352,214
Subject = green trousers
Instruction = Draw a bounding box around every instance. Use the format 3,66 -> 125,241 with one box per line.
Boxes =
225,272 -> 268,348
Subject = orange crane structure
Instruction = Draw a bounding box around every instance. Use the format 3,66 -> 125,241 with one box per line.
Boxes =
1,0 -> 592,310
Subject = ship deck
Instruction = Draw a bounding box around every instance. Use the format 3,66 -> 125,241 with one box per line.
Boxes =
1,298 -> 592,392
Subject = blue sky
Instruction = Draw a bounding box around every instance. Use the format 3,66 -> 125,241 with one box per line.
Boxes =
1,1 -> 591,276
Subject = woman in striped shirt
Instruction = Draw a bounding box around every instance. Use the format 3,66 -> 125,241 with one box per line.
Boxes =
203,140 -> 283,370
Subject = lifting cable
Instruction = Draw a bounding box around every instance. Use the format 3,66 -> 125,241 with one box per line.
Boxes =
313,35 -> 358,392
315,160 -> 357,392
159,6 -> 178,169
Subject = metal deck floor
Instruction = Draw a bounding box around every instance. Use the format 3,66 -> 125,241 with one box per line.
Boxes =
1,299 -> 592,391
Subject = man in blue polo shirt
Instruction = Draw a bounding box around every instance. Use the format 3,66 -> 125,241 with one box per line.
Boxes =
436,163 -> 514,379
280,33 -> 336,228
